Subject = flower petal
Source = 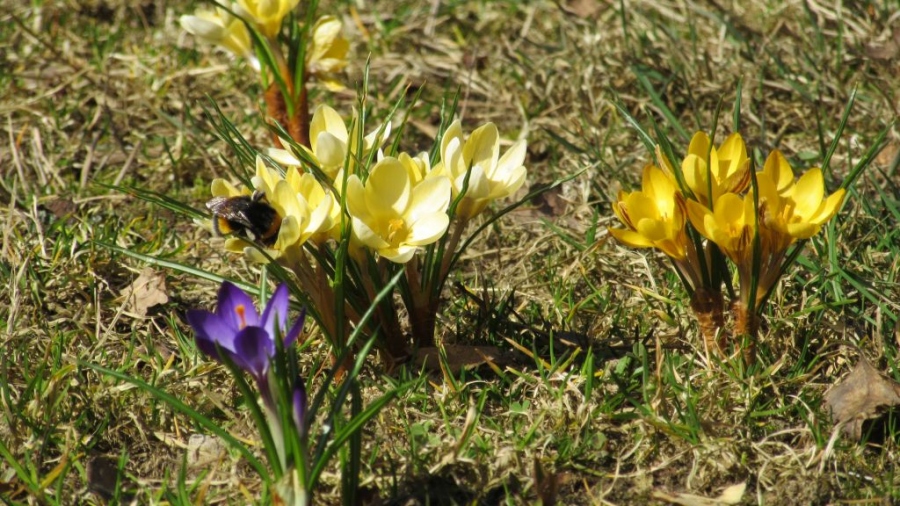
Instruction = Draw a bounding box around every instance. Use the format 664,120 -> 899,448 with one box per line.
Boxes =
608,227 -> 654,248
463,123 -> 500,178
232,326 -> 274,380
186,309 -> 235,361
406,213 -> 450,246
791,168 -> 825,219
216,282 -> 260,329
261,284 -> 290,340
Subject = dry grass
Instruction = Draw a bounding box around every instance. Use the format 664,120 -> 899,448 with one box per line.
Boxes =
2,0 -> 899,504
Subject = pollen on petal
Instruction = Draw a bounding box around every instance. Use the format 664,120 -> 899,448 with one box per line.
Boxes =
235,304 -> 248,329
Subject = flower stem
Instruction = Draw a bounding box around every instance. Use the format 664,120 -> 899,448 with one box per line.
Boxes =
689,287 -> 725,354
263,43 -> 310,148
733,301 -> 759,365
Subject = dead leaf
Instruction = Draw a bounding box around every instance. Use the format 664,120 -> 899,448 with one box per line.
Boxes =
532,185 -> 569,216
875,139 -> 899,168
533,457 -> 559,506
651,482 -> 746,506
824,359 -> 900,439
415,344 -> 503,374
119,268 -> 169,317
559,0 -> 603,19
186,433 -> 227,471
42,197 -> 77,220
87,455 -> 136,502
865,26 -> 900,60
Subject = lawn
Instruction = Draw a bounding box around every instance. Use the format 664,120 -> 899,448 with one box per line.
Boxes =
2,0 -> 899,504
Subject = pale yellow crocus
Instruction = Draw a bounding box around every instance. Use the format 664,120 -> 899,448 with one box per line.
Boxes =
435,120 -> 527,220
306,15 -> 349,91
237,0 -> 299,39
346,157 -> 451,263
180,5 -> 254,65
296,105 -> 391,180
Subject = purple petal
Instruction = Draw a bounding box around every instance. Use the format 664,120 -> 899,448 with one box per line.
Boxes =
232,326 -> 274,380
261,284 -> 290,340
292,379 -> 307,437
186,309 -> 238,361
283,307 -> 306,347
216,282 -> 260,330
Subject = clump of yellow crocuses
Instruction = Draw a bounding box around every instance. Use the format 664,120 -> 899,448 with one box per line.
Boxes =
610,131 -> 845,360
205,104 -> 528,365
181,0 -> 532,367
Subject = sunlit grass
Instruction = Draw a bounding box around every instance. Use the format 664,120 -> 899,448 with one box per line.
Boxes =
2,0 -> 899,504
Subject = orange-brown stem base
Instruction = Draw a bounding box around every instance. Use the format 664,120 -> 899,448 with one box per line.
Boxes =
690,288 -> 726,355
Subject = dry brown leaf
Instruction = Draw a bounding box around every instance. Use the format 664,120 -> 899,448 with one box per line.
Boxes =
865,26 -> 900,60
875,139 -> 899,168
533,457 -> 559,506
532,185 -> 569,217
824,359 -> 900,439
120,267 -> 169,317
415,344 -> 503,374
559,0 -> 603,19
651,482 -> 746,506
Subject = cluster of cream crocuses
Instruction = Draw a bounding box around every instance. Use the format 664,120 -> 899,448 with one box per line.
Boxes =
211,105 -> 527,267
610,131 -> 845,353
180,1 -> 348,89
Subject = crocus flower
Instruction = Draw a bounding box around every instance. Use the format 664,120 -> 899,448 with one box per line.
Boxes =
759,150 -> 846,240
180,5 -> 256,67
306,15 -> 350,91
186,282 -> 304,385
435,120 -> 527,220
237,0 -> 299,39
292,380 -> 307,439
686,192 -> 756,272
658,131 -> 750,207
346,156 -> 452,263
245,158 -> 334,262
609,163 -> 689,261
287,105 -> 390,180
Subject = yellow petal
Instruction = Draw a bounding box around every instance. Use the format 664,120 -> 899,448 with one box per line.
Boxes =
365,158 -> 411,218
687,131 -> 711,159
791,168 -> 825,219
408,176 -> 451,218
406,213 -> 450,245
815,188 -> 846,223
763,150 -> 795,194
686,199 -> 713,239
681,153 -> 708,203
463,123 -> 499,178
608,227 -> 654,249
713,193 -> 747,230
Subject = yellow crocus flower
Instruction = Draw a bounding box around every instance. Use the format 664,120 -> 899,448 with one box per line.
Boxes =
760,150 -> 846,240
285,105 -> 390,180
660,131 -> 750,206
609,164 -> 690,260
180,5 -> 254,63
434,120 -> 527,220
306,15 -> 350,91
686,192 -> 755,270
346,157 -> 451,263
237,0 -> 299,39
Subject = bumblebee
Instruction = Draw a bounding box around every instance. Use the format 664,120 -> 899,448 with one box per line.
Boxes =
206,191 -> 282,246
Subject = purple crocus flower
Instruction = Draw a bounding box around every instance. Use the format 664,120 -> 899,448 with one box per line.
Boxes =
292,379 -> 307,439
186,282 -> 304,383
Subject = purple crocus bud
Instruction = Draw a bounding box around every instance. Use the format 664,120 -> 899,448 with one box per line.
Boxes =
292,380 -> 307,438
186,282 -> 305,384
